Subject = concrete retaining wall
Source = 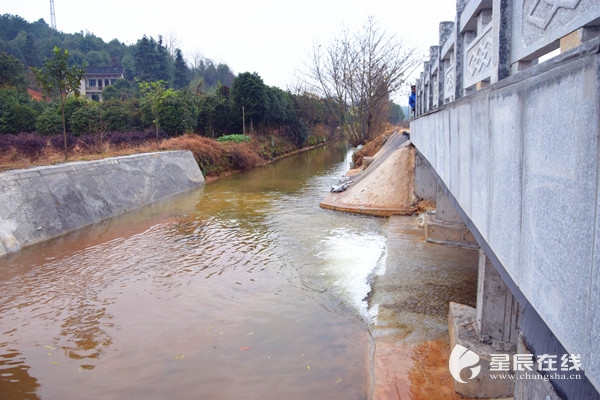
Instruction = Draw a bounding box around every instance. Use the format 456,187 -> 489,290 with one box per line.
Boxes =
411,38 -> 600,394
0,150 -> 204,256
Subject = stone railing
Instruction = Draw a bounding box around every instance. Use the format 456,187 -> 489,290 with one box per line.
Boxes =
415,0 -> 600,116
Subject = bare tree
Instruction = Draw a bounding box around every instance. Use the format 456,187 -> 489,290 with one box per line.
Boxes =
190,49 -> 206,73
306,16 -> 418,146
161,30 -> 182,58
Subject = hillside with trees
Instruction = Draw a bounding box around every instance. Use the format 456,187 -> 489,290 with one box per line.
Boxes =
0,13 -> 407,175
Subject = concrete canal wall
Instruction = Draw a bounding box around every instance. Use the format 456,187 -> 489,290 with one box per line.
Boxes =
0,150 -> 205,256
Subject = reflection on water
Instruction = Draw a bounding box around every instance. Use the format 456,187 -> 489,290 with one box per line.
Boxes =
0,142 -> 387,399
1,142 -> 480,399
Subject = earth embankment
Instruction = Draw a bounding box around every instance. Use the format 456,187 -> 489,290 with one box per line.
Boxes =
320,131 -> 418,216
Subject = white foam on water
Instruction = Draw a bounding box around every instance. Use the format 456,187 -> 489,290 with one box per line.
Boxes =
317,228 -> 387,322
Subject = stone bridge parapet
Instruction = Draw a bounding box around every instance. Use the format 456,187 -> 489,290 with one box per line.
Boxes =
415,0 -> 600,115
411,1 -> 600,398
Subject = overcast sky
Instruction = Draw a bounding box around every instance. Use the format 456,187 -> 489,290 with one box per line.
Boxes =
1,0 -> 456,104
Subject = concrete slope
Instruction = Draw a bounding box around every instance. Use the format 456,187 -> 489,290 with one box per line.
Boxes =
320,131 -> 418,216
0,150 -> 204,256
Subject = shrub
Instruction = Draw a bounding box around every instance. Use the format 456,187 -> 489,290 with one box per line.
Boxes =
105,131 -> 159,147
63,97 -> 87,133
0,87 -> 38,134
13,133 -> 47,160
0,134 -> 14,153
158,90 -> 198,136
49,134 -> 77,151
105,131 -> 128,146
36,108 -> 62,136
76,134 -> 101,151
162,133 -> 228,176
100,101 -> 129,132
69,105 -> 100,136
216,134 -> 251,143
11,104 -> 38,133
228,143 -> 263,170
0,87 -> 21,134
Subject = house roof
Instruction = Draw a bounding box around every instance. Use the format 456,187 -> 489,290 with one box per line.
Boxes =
86,66 -> 124,75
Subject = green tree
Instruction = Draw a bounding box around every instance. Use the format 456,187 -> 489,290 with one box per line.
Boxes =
0,52 -> 27,90
0,86 -> 36,133
388,100 -> 405,124
22,31 -> 39,67
156,36 -> 170,82
7,30 -> 28,62
135,36 -> 172,83
231,72 -> 267,134
0,15 -> 29,42
134,36 -> 155,81
196,84 -> 232,137
31,46 -> 87,158
106,39 -> 127,65
173,48 -> 188,89
216,63 -> 235,87
158,89 -> 198,136
138,80 -> 167,141
265,86 -> 293,129
203,62 -> 218,87
103,78 -> 134,101
121,53 -> 136,80
85,49 -> 110,66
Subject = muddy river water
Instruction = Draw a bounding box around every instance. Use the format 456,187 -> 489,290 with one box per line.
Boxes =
0,141 -> 477,399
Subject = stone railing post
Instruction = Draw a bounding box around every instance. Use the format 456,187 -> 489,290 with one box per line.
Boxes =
429,46 -> 440,109
493,0 -> 512,82
438,21 -> 454,106
454,0 -> 468,100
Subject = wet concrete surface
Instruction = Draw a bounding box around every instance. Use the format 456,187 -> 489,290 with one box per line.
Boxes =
369,215 -> 480,399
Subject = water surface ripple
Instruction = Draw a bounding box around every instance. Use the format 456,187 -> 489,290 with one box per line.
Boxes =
0,142 -> 386,400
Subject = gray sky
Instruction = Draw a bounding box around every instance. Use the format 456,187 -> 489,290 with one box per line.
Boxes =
1,0 -> 456,104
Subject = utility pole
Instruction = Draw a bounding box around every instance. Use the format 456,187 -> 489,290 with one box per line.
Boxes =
242,106 -> 245,135
50,0 -> 56,29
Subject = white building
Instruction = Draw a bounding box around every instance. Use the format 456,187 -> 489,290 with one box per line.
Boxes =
80,66 -> 124,102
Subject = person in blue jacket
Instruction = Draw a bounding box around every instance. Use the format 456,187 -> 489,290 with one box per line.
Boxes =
409,85 -> 416,118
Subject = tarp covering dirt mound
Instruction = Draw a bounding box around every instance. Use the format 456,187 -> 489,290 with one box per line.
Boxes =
320,131 -> 418,216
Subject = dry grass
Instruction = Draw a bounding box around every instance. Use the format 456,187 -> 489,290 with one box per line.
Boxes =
0,140 -> 162,173
0,133 -> 309,178
161,134 -> 230,176
167,134 -> 304,173
0,122 -> 350,177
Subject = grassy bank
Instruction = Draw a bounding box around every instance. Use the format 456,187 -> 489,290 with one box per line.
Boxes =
0,125 -> 336,178
0,123 -> 406,178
